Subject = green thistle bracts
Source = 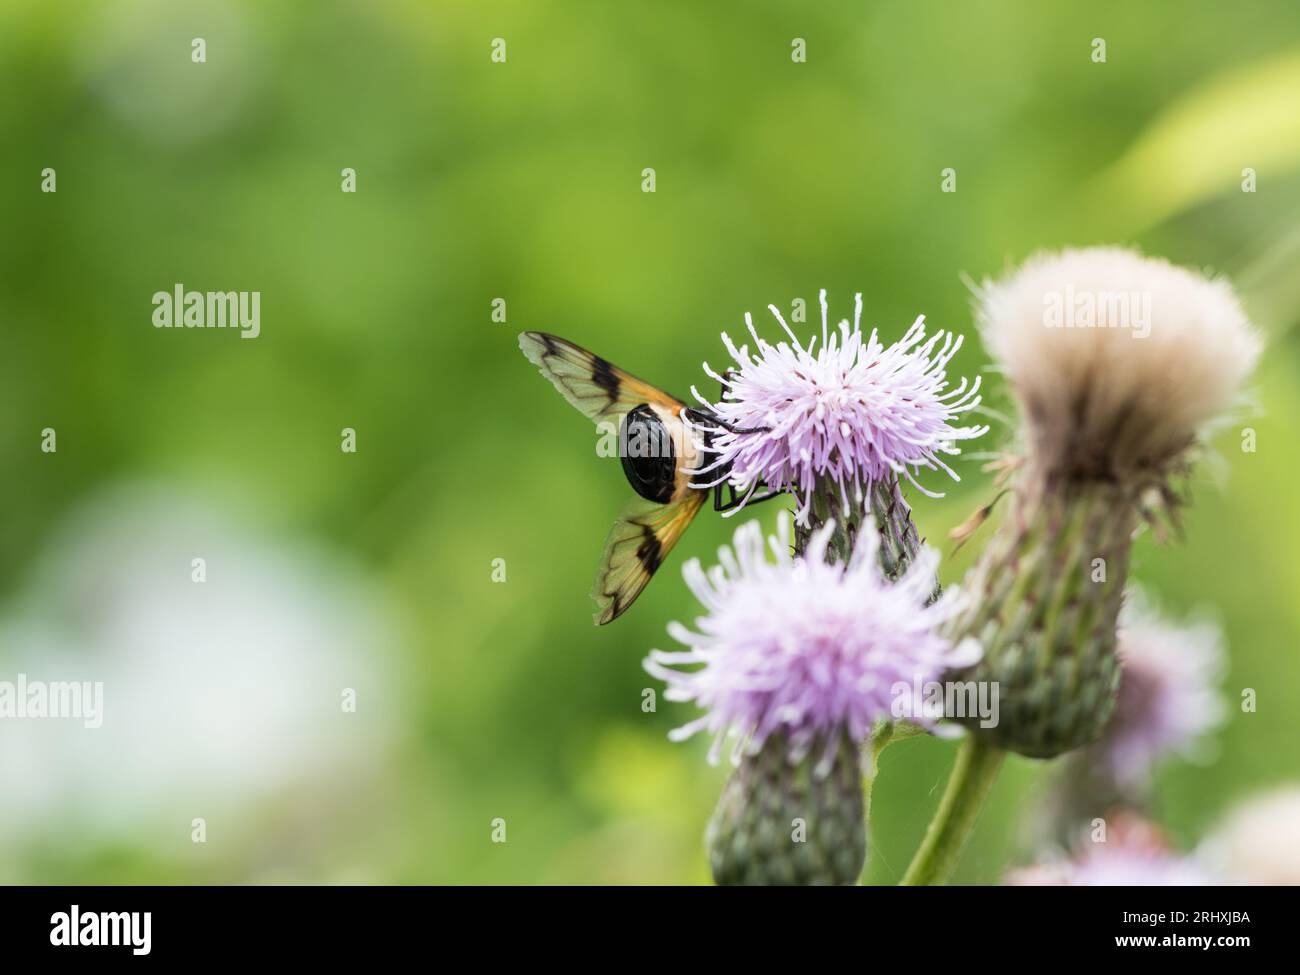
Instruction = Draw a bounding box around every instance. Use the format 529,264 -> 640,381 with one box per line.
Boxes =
793,474 -> 922,582
870,476 -> 924,584
794,477 -> 863,564
948,473 -> 1136,758
707,728 -> 865,885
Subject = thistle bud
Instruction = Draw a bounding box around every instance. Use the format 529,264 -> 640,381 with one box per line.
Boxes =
707,728 -> 865,885
1029,595 -> 1226,846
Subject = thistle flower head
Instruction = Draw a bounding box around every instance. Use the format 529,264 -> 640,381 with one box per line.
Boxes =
1201,786 -> 1300,885
976,247 -> 1261,481
1094,596 -> 1225,790
643,514 -> 980,769
691,291 -> 987,524
1007,815 -> 1213,886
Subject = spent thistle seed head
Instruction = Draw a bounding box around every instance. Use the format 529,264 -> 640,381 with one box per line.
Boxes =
949,248 -> 1260,759
975,246 -> 1261,483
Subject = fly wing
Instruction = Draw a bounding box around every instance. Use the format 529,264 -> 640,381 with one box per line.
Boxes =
520,330 -> 706,624
591,491 -> 706,625
518,331 -> 685,425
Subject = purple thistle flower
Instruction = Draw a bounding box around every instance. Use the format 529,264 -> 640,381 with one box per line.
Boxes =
690,290 -> 987,524
643,514 -> 980,770
1094,597 -> 1225,791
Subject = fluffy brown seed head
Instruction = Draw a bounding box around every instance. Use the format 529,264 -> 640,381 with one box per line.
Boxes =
976,247 -> 1261,483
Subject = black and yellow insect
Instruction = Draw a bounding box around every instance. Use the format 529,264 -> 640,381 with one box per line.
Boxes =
519,332 -> 777,624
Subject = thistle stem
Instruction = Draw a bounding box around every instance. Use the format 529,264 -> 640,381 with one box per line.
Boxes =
900,736 -> 1004,886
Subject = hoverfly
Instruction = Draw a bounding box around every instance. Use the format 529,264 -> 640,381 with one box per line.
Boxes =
519,331 -> 780,624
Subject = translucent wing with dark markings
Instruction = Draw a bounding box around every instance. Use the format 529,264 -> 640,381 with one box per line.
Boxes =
591,492 -> 706,625
518,331 -> 686,425
519,330 -> 708,624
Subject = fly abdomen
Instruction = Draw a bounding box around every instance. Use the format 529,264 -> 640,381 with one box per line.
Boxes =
619,404 -> 677,503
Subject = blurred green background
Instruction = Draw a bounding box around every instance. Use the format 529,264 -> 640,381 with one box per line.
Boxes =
1,0 -> 1298,884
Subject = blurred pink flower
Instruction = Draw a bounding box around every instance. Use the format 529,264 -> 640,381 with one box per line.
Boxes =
1008,815 -> 1214,886
1095,598 -> 1225,790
